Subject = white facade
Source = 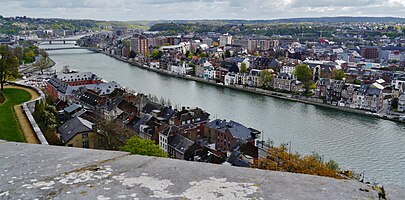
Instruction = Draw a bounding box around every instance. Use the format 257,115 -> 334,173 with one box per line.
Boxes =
392,78 -> 405,90
220,35 -> 232,47
224,73 -> 237,86
281,66 -> 296,76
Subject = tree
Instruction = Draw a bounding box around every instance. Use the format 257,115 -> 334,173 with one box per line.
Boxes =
120,136 -> 167,157
0,46 -> 19,91
128,50 -> 137,59
33,50 -> 50,74
96,120 -> 132,150
240,63 -> 248,73
332,69 -> 345,80
151,50 -> 163,60
24,50 -> 35,63
294,64 -> 313,93
259,70 -> 272,87
224,50 -> 231,58
257,145 -> 342,179
32,100 -> 61,145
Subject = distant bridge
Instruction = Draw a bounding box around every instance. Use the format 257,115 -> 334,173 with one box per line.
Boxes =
40,47 -> 102,51
28,38 -> 78,44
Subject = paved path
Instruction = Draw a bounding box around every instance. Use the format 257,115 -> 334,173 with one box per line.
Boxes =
4,85 -> 40,144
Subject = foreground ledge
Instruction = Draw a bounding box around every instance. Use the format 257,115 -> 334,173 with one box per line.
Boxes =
0,141 -> 404,199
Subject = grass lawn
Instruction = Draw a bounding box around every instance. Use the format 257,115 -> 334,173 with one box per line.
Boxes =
0,88 -> 32,142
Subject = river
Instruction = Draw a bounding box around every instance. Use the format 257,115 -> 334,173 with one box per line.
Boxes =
42,43 -> 405,186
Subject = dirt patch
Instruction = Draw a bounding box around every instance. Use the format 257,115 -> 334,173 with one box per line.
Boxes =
4,85 -> 41,144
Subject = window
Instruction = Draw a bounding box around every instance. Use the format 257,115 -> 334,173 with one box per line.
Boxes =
83,142 -> 89,148
82,133 -> 89,138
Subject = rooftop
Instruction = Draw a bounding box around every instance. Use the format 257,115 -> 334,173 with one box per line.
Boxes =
1,141 -> 404,199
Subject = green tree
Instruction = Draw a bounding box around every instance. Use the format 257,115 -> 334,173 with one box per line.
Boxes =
32,100 -> 61,145
294,64 -> 313,93
120,136 -> 167,157
0,46 -> 19,91
259,70 -> 272,87
224,50 -> 231,58
24,50 -> 35,63
332,69 -> 346,80
151,50 -> 163,60
240,63 -> 248,73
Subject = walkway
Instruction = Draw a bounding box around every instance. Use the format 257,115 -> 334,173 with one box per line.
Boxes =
4,85 -> 40,144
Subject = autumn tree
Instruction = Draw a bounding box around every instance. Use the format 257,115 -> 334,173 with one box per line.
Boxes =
0,46 -> 19,91
257,145 -> 342,179
96,120 -> 133,150
294,64 -> 313,93
120,136 -> 167,157
331,69 -> 346,80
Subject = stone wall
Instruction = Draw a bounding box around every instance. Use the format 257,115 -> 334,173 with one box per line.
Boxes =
10,82 -> 49,145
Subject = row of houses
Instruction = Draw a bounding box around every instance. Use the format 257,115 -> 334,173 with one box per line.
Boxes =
47,71 -> 262,167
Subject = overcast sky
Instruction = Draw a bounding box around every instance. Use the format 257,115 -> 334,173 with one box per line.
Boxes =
1,0 -> 405,21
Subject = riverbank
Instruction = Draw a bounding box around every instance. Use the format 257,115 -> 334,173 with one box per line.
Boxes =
91,49 -> 404,123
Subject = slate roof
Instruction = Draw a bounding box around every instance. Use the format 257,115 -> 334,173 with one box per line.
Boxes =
58,117 -> 94,144
168,134 -> 195,154
79,91 -> 101,107
64,103 -> 82,114
142,102 -> 162,114
206,119 -> 253,140
132,114 -> 152,132
161,107 -> 175,121
227,121 -> 252,140
161,125 -> 179,137
55,72 -> 99,83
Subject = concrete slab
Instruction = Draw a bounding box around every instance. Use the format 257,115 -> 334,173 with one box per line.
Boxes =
0,141 -> 401,199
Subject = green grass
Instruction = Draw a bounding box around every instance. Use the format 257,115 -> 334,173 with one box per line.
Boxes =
0,88 -> 32,142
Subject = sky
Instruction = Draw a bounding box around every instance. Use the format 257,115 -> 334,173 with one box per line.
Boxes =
1,0 -> 405,21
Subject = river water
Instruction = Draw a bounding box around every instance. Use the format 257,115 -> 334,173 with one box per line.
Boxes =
42,43 -> 405,186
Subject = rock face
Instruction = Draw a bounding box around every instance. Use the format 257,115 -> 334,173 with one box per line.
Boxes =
0,140 -> 402,199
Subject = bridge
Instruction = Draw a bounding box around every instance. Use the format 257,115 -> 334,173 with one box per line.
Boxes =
28,38 -> 78,44
40,47 -> 102,51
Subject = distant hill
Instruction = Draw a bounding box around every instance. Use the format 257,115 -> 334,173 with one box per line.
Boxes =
139,17 -> 405,26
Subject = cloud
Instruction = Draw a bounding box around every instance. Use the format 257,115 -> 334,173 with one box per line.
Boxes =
290,0 -> 380,8
0,0 -> 404,20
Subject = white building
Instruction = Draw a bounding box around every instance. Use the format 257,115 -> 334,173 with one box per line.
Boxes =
281,65 -> 296,77
220,34 -> 232,47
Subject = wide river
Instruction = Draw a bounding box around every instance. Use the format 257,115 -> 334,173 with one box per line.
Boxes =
42,43 -> 405,186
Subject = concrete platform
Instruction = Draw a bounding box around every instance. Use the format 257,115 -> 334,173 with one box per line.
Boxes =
0,141 -> 403,199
